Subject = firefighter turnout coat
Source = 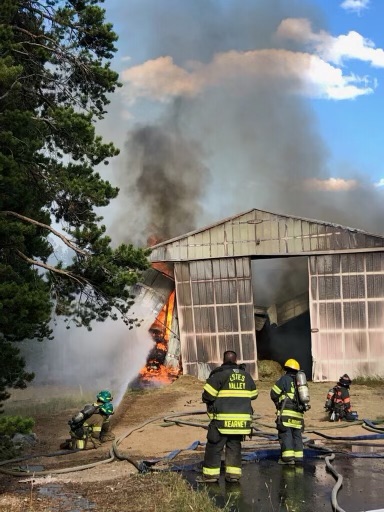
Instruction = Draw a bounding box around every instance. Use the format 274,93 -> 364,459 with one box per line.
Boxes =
270,373 -> 304,430
326,385 -> 352,418
202,363 -> 258,434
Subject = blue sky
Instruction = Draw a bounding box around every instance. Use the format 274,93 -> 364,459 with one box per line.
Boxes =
100,0 -> 384,243
311,0 -> 384,185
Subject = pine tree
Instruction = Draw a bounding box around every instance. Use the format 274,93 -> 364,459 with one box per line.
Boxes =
0,0 -> 150,408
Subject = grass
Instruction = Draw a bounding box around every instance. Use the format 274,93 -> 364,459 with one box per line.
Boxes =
0,472 -> 234,512
92,472 -> 234,512
3,394 -> 94,417
352,375 -> 384,387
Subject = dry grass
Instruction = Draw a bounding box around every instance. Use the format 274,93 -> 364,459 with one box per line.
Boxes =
3,394 -> 94,418
353,375 -> 384,387
83,472 -> 230,512
1,472 -> 230,512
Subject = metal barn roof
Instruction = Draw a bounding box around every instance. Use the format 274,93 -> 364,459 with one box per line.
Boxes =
150,208 -> 384,262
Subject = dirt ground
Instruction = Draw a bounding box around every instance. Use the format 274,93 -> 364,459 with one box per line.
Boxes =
1,375 -> 383,511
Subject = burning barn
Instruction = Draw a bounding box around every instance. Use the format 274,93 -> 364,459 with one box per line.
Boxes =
139,208 -> 384,382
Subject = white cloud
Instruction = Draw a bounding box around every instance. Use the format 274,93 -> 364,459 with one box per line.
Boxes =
121,17 -> 382,105
277,18 -> 384,67
304,178 -> 359,191
121,49 -> 373,104
341,0 -> 370,14
374,178 -> 384,188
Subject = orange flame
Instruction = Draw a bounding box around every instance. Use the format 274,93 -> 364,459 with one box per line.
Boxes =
138,290 -> 180,386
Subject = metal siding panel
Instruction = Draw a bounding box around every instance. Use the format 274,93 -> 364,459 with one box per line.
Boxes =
286,218 -> 296,253
278,219 -> 287,254
185,363 -> 198,377
239,304 -> 254,330
196,334 -> 218,362
180,333 -> 197,373
310,252 -> 384,381
202,230 -> 211,258
177,257 -> 257,378
194,306 -> 217,332
245,361 -> 257,379
241,333 -> 256,360
218,334 -> 241,357
310,223 -> 319,251
227,220 -> 236,243
235,258 -> 245,278
150,210 -> 384,262
294,220 -> 304,253
178,241 -> 188,260
192,233 -> 204,260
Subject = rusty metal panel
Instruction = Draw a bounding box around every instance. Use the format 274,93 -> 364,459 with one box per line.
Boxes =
310,253 -> 384,382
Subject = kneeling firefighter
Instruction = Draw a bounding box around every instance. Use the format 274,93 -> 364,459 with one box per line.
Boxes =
61,390 -> 115,450
324,374 -> 358,422
270,359 -> 310,465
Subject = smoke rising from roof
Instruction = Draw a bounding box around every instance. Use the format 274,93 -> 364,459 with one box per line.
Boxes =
109,0 -> 384,318
114,0 -> 384,240
115,116 -> 210,246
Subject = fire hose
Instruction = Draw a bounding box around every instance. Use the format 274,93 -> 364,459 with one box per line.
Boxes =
0,413 -> 170,477
0,411 -> 212,477
2,410 -> 384,512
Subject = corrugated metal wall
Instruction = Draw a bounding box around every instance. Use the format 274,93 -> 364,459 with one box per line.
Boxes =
310,253 -> 384,381
150,209 -> 384,262
132,267 -> 174,318
175,257 -> 258,379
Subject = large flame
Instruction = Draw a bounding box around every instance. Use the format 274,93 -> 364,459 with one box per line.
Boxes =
139,290 -> 180,385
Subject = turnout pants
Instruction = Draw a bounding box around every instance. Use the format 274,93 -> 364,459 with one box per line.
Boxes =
277,424 -> 303,462
202,422 -> 243,480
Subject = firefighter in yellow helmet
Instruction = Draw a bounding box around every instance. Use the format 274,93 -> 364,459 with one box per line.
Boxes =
270,359 -> 310,465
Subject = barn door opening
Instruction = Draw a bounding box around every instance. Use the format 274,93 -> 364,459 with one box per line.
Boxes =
252,257 -> 312,378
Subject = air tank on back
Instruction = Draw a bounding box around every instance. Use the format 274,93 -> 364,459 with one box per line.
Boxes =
296,370 -> 311,410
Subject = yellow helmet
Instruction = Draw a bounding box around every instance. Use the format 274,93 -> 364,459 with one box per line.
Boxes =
284,359 -> 300,371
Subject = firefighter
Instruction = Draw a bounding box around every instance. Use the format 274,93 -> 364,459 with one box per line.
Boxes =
270,359 -> 309,465
324,374 -> 356,421
61,390 -> 115,450
196,350 -> 258,483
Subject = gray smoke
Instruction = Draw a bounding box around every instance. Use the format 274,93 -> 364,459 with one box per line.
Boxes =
112,0 -> 384,233
116,118 -> 210,246
26,2 -> 382,395
109,0 -> 384,303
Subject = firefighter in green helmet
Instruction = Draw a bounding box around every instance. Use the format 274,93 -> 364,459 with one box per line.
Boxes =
61,390 -> 115,450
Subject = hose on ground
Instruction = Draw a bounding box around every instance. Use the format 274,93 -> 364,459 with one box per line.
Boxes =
311,431 -> 384,442
0,412 -> 172,476
0,410 -> 211,477
325,452 -> 346,512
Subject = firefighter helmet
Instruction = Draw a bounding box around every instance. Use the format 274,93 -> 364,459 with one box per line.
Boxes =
96,390 -> 113,403
284,359 -> 300,371
99,402 -> 114,416
338,374 -> 352,388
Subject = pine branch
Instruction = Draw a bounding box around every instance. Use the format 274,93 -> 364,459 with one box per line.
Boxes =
1,211 -> 88,257
15,249 -> 87,287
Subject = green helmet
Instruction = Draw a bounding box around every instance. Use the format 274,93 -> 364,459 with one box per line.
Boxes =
96,390 -> 113,403
99,402 -> 114,416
